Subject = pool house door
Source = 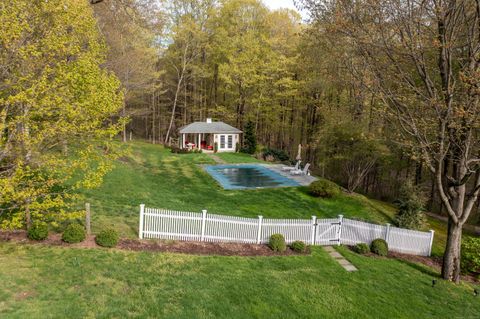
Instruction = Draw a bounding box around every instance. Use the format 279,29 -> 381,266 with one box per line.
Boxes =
216,134 -> 236,152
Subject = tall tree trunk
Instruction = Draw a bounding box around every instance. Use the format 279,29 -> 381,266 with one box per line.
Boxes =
442,218 -> 463,283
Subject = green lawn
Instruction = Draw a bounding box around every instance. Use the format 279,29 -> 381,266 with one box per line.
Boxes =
78,141 -> 447,254
0,242 -> 478,318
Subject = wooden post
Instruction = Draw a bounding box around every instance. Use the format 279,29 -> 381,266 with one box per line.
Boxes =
139,204 -> 145,239
337,215 -> 344,246
428,230 -> 435,256
201,210 -> 207,241
311,216 -> 317,245
256,215 -> 263,244
85,203 -> 91,236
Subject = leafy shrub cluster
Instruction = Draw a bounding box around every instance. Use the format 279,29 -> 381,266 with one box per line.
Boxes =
261,148 -> 289,162
95,228 -> 119,248
370,238 -> 388,256
269,234 -> 286,252
394,182 -> 427,230
62,223 -> 86,243
461,236 -> 480,275
170,146 -> 202,154
309,179 -> 341,198
290,241 -> 307,253
27,222 -> 49,241
353,243 -> 370,255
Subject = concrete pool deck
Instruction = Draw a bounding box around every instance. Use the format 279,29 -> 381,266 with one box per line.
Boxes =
259,164 -> 317,186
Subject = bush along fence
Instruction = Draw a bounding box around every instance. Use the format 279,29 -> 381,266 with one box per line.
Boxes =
138,205 -> 435,256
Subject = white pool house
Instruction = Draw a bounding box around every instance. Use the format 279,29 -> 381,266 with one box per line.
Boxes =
178,119 -> 243,153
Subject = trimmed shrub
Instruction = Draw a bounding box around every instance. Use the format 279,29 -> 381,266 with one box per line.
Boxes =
269,234 -> 286,252
95,228 -> 119,248
353,243 -> 370,255
370,238 -> 388,256
27,222 -> 49,241
461,236 -> 480,274
290,241 -> 307,253
62,223 -> 86,244
309,179 -> 341,198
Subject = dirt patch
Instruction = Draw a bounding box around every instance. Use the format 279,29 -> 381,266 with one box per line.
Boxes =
0,231 -> 309,257
15,291 -> 37,301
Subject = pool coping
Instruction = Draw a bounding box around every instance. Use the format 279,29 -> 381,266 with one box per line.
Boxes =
201,163 -> 312,190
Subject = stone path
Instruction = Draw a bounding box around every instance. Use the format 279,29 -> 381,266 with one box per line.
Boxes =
323,246 -> 358,272
208,154 -> 226,164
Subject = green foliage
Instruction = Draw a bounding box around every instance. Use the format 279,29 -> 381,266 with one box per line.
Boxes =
269,234 -> 286,252
242,121 -> 257,154
290,240 -> 307,253
261,148 -> 289,162
461,236 -> 480,275
62,224 -> 86,244
0,0 -> 124,229
353,243 -> 370,255
309,179 -> 341,198
394,182 -> 427,230
170,146 -> 191,154
95,228 -> 119,248
317,123 -> 388,192
27,222 -> 49,241
370,238 -> 388,256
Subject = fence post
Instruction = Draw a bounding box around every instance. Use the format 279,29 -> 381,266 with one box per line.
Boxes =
139,204 -> 145,239
201,210 -> 207,242
85,203 -> 91,236
337,215 -> 344,246
428,230 -> 435,256
256,215 -> 263,244
310,216 -> 317,245
385,223 -> 391,244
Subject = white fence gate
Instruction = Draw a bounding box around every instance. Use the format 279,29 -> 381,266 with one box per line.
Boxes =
139,205 -> 435,256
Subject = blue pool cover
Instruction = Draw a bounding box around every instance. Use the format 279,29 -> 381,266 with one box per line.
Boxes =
204,164 -> 300,190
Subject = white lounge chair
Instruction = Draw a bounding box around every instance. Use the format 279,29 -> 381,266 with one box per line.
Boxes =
291,163 -> 310,176
282,160 -> 301,171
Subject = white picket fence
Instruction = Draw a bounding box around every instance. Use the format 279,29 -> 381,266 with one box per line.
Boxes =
138,205 -> 435,256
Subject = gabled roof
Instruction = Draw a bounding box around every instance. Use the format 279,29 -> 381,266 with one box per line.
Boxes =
179,121 -> 243,134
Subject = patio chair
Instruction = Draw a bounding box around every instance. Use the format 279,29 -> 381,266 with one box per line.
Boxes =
282,160 -> 301,171
290,163 -> 310,176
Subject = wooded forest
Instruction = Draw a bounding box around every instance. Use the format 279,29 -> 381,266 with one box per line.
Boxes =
91,0 -> 480,227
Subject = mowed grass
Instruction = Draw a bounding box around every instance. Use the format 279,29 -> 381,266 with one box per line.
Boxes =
80,141 -> 398,238
0,242 -> 478,319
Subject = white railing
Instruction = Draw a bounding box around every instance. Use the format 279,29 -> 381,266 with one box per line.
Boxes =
138,204 -> 435,256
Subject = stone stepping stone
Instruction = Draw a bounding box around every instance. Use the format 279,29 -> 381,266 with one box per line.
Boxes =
323,246 -> 358,272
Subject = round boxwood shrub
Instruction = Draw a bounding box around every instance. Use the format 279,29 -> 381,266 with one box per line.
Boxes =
370,238 -> 388,256
309,179 -> 341,198
27,222 -> 49,241
290,241 -> 307,253
269,234 -> 286,252
353,243 -> 370,255
62,223 -> 86,244
95,228 -> 119,248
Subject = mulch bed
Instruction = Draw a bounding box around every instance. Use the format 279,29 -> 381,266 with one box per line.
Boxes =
0,231 -> 309,257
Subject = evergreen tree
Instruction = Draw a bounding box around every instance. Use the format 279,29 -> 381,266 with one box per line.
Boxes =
242,121 -> 257,154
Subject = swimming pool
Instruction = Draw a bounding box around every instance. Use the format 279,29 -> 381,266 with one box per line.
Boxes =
204,164 -> 300,190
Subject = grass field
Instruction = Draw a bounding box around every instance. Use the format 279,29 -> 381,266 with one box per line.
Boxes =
1,140 -> 478,318
77,141 -> 448,255
1,243 -> 479,319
